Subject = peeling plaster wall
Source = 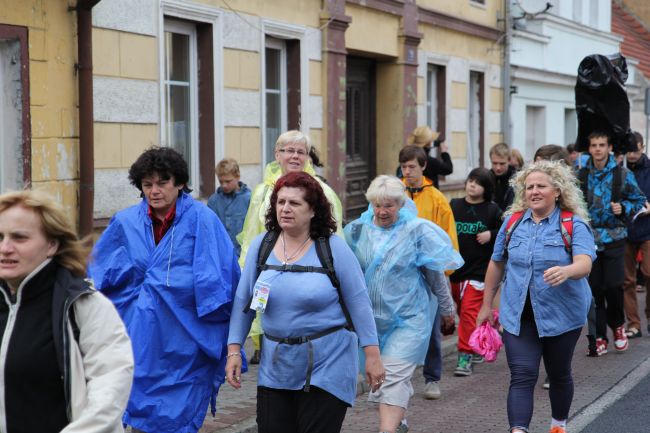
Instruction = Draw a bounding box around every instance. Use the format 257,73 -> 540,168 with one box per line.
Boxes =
0,39 -> 23,192
0,1 -> 81,222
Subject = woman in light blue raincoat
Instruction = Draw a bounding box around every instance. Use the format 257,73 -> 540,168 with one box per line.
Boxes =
89,148 -> 240,433
344,175 -> 463,433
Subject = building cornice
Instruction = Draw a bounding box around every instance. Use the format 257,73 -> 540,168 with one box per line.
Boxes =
529,12 -> 624,45
511,65 -> 577,87
345,0 -> 502,42
417,6 -> 502,41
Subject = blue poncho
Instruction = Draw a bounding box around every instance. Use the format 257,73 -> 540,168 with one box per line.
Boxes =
344,204 -> 463,364
89,192 -> 240,433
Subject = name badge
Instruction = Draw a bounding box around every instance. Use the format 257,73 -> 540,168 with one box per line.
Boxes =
250,279 -> 271,313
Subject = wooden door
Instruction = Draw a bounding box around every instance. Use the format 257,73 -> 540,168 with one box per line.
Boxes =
345,57 -> 376,222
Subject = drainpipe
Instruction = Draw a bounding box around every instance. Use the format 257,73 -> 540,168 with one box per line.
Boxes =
502,0 -> 512,146
75,0 -> 101,236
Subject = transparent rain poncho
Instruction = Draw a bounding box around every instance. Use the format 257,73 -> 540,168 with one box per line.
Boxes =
344,203 -> 464,364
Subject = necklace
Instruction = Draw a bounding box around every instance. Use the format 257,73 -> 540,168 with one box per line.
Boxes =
281,232 -> 311,264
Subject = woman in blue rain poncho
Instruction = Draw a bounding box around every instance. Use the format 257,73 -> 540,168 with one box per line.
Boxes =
89,147 -> 240,433
344,175 -> 463,433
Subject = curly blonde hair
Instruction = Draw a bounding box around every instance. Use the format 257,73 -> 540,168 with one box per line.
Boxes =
0,190 -> 90,277
508,160 -> 590,222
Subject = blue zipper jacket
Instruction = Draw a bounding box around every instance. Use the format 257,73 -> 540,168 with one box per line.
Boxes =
207,182 -> 251,257
584,155 -> 646,249
627,153 -> 650,242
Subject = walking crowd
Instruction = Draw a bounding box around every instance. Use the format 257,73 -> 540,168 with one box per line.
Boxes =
1,124 -> 650,433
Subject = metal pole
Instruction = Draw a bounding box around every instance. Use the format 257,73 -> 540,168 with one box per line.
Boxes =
502,0 -> 512,146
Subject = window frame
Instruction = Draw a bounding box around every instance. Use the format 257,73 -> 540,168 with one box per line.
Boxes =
159,0 -> 223,197
260,20 -> 309,174
162,18 -> 200,191
263,37 -> 288,165
0,24 -> 30,192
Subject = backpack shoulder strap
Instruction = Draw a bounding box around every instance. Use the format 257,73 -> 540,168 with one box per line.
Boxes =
315,237 -> 354,331
558,210 -> 574,254
256,231 -> 280,275
611,165 -> 626,203
244,231 -> 280,313
502,211 -> 524,259
577,167 -> 591,205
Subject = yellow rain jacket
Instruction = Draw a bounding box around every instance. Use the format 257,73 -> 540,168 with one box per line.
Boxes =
403,176 -> 459,252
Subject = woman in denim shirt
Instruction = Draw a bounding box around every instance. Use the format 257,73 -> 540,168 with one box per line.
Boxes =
477,160 -> 596,433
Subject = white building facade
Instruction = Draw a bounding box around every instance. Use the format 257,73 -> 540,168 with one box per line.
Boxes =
508,0 -> 621,158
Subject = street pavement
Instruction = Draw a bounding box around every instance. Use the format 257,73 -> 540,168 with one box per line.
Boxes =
204,298 -> 650,433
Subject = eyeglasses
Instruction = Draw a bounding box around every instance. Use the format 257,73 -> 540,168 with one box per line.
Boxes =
277,148 -> 308,156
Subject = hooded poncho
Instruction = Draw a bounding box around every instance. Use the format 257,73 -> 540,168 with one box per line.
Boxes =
344,203 -> 463,364
89,192 -> 240,433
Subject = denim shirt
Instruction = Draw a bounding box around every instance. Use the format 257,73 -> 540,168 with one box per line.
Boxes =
491,207 -> 596,337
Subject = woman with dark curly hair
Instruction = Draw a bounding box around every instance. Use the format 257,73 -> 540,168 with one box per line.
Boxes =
226,171 -> 383,433
89,147 -> 240,433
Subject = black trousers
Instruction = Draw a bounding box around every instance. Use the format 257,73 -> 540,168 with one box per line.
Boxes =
257,386 -> 348,433
589,244 -> 625,339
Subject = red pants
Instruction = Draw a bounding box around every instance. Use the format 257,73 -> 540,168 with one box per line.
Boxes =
451,281 -> 484,353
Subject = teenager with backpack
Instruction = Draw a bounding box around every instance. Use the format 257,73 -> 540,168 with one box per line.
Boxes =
449,168 -> 502,376
577,131 -> 646,355
226,172 -> 383,433
477,160 -> 596,433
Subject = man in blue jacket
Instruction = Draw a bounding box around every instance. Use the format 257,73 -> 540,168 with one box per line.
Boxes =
580,131 -> 646,356
623,131 -> 650,339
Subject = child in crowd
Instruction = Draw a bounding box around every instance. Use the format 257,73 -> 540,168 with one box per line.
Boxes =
449,168 -> 503,376
207,158 -> 251,257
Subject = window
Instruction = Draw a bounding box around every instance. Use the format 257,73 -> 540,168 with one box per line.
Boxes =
526,106 -> 546,157
426,64 -> 446,137
564,108 -> 577,146
162,16 -> 216,197
468,71 -> 485,169
265,38 -> 286,163
164,20 -> 198,189
0,27 -> 28,192
263,36 -> 301,165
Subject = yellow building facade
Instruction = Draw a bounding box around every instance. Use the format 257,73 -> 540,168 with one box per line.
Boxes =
0,1 -> 80,218
1,1 -> 505,228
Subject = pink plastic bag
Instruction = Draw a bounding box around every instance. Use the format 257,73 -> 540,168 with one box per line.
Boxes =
469,310 -> 503,362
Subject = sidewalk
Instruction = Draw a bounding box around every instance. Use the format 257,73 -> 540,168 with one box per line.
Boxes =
205,302 -> 650,432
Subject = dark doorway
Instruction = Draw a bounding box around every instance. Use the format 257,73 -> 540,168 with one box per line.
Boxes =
345,57 -> 376,222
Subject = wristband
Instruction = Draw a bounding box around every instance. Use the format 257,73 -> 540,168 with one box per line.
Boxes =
227,352 -> 242,358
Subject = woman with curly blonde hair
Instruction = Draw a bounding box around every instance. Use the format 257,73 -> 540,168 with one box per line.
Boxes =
507,160 -> 590,222
477,160 -> 596,433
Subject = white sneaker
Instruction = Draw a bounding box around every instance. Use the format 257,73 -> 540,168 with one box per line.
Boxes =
423,381 -> 441,400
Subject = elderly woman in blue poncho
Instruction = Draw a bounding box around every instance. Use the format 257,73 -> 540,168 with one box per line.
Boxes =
344,175 -> 464,433
89,147 -> 240,433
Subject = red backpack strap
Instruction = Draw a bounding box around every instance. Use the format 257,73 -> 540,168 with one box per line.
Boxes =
559,210 -> 574,253
503,211 -> 525,257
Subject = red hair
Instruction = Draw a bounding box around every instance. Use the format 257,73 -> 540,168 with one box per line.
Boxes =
265,172 -> 337,238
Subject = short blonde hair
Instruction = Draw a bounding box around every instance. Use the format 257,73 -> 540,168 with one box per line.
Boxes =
0,190 -> 89,277
215,158 -> 240,177
365,175 -> 406,207
275,130 -> 312,153
490,142 -> 511,159
508,160 -> 590,221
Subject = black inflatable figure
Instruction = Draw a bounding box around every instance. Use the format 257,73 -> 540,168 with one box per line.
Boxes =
575,53 -> 636,153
